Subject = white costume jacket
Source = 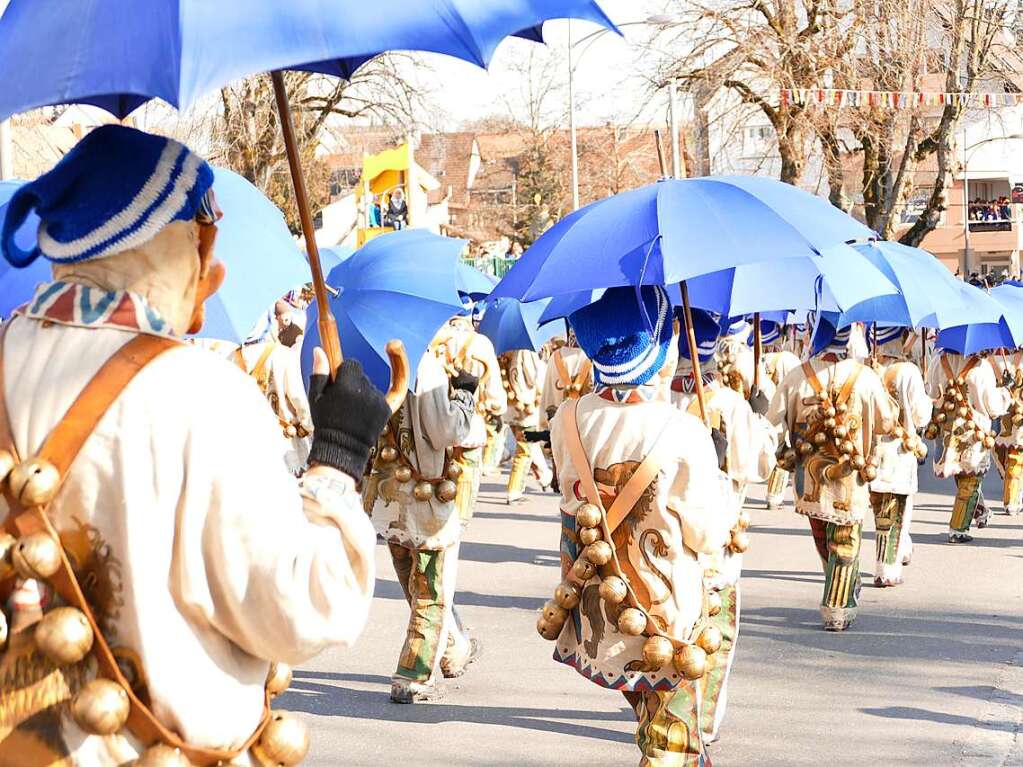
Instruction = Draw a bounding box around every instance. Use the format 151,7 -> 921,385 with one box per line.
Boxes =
540,346 -> 591,428
871,361 -> 931,495
502,349 -> 546,430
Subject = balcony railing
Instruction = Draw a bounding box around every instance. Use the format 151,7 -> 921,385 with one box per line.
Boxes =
968,219 -> 1013,233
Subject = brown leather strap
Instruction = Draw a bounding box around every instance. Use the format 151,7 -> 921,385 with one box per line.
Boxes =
574,359 -> 593,391
801,361 -> 862,406
553,349 -> 571,390
801,362 -> 824,395
0,326 -> 270,765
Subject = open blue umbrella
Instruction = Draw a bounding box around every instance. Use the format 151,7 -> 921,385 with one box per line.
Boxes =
319,245 -> 354,273
300,229 -> 465,392
936,282 -> 1021,354
457,263 -> 497,300
493,177 -> 876,303
478,297 -> 558,354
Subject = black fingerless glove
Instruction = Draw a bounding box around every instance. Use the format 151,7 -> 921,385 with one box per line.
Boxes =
710,427 -> 728,469
451,370 -> 479,393
748,385 -> 770,416
308,359 -> 391,480
525,430 -> 550,443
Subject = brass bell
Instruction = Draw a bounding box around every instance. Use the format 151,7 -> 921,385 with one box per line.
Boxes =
833,425 -> 848,439
798,441 -> 813,456
598,576 -> 628,605
984,435 -> 996,449
836,402 -> 848,415
696,625 -> 723,655
0,533 -> 16,581
575,503 -> 602,529
839,440 -> 854,456
9,458 -> 60,507
571,558 -> 596,582
924,424 -> 939,440
642,635 -> 674,669
252,712 -> 310,767
914,443 -> 928,460
34,606 -> 93,666
672,644 -> 708,680
862,466 -> 878,482
957,406 -> 969,418
393,465 -> 413,483
730,530 -> 750,553
578,526 -> 602,546
12,532 -> 62,581
507,391 -> 517,402
446,462 -> 463,481
824,406 -> 837,419
936,412 -> 948,423
70,678 -> 130,735
954,390 -> 965,402
412,481 -> 434,502
435,480 -> 458,502
943,401 -> 955,412
706,591 -> 723,617
0,450 -> 14,485
266,662 -> 293,698
851,454 -> 866,471
554,581 -> 581,610
583,540 -> 613,566
543,600 -> 568,624
378,446 -> 398,464
823,417 -> 837,430
616,607 -> 646,636
812,432 -> 827,447
135,744 -> 192,766
536,615 -> 561,641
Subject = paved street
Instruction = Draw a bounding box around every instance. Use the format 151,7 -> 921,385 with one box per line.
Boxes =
282,462 -> 1023,766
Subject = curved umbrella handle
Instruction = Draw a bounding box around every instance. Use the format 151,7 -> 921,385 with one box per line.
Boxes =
385,340 -> 410,413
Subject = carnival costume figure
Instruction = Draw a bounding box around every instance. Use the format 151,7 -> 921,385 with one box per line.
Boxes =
499,349 -> 553,504
767,317 -> 897,631
715,318 -> 754,398
753,324 -> 802,511
670,309 -> 776,745
0,126 -> 390,765
366,344 -> 480,703
925,346 -> 1010,542
867,328 -> 931,586
541,286 -> 736,767
989,350 -> 1023,516
540,335 -> 593,428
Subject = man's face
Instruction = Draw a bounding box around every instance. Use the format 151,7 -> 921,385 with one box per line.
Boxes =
187,221 -> 226,335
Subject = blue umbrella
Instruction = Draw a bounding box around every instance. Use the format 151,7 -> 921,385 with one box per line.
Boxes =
319,245 -> 354,273
300,229 -> 465,392
493,177 -> 876,303
478,297 -> 558,354
0,180 -> 49,317
0,1 -> 616,120
457,263 -> 497,300
936,282 -> 1021,354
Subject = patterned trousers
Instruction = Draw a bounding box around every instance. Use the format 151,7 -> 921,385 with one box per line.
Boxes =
765,467 -> 790,508
624,684 -> 710,767
870,492 -> 908,585
699,584 -> 739,743
995,445 -> 1023,514
950,473 -> 982,536
453,447 -> 482,526
481,419 -> 503,475
388,542 -> 469,683
808,518 -> 862,627
507,426 -> 553,501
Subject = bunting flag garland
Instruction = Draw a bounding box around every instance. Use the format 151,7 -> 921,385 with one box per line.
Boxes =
780,88 -> 1023,109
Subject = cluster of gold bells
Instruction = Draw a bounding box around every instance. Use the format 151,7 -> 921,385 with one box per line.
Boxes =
716,350 -> 746,396
535,503 -> 726,682
372,422 -> 462,504
924,380 -> 996,448
0,455 -> 308,767
500,361 -> 541,415
776,397 -> 881,482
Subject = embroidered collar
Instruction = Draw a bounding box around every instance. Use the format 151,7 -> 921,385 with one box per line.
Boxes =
596,383 -> 661,404
17,281 -> 177,339
670,372 -> 717,393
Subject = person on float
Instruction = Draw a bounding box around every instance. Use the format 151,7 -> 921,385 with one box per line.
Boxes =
0,125 -> 390,764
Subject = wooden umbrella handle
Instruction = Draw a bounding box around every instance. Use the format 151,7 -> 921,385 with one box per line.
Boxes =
753,312 -> 762,391
384,341 -> 410,413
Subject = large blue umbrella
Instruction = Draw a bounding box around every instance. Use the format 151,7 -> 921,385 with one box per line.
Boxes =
936,282 -> 1021,354
319,245 -> 355,273
0,1 -> 616,120
300,229 -> 465,392
492,177 -> 877,303
457,263 -> 497,300
478,297 -> 558,354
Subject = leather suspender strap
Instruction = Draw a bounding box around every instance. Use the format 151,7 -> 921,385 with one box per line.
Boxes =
942,354 -> 980,382
801,361 -> 862,406
801,362 -> 824,395
231,347 -> 247,373
0,327 -> 270,766
575,360 -> 593,391
554,349 -> 571,390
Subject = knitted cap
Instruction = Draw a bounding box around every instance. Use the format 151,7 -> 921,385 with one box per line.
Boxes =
721,316 -> 751,340
677,307 -> 720,362
747,320 -> 781,347
868,325 -> 905,350
2,125 -> 214,267
570,285 -> 674,386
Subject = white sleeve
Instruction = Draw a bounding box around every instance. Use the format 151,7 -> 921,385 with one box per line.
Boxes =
667,419 -> 737,555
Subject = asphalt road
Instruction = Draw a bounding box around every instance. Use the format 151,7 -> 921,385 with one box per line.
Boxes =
280,463 -> 1023,766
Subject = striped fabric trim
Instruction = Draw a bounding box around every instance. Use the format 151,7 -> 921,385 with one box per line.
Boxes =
17,281 -> 176,338
553,646 -> 678,692
596,384 -> 660,404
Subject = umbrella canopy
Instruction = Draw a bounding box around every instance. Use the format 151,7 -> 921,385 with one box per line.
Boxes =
493,177 -> 877,303
0,0 -> 616,121
478,297 -> 558,354
457,263 -> 497,300
936,282 -> 1021,354
300,228 -> 465,392
318,245 -> 355,274
834,241 -> 971,329
0,180 -> 49,318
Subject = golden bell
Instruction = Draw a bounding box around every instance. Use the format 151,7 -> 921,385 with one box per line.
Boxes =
0,449 -> 14,485
412,481 -> 434,502
616,607 -> 646,636
696,625 -> 723,655
393,465 -> 413,483
957,406 -> 969,418
914,443 -> 928,460
575,503 -> 602,529
835,403 -> 848,415
12,532 -> 62,581
252,712 -> 310,767
824,406 -> 837,419
936,412 -> 947,423
850,454 -> 866,471
536,615 -> 561,641
706,591 -> 723,617
672,644 -> 708,680
822,417 -> 837,430
583,540 -> 613,566
542,599 -> 568,624
642,635 -> 674,669
730,530 -> 750,553
839,440 -> 854,456
9,458 -> 60,507
984,435 -> 996,449
833,424 -> 848,439
862,466 -> 878,482
34,606 -> 93,666
798,441 -> 813,456
943,401 -> 955,412
571,558 -> 596,582
135,744 -> 192,767
266,662 -> 293,698
554,581 -> 581,610
446,462 -> 463,481
507,391 -> 517,402
70,678 -> 129,736
0,533 -> 17,581
812,432 -> 827,446
598,576 -> 628,605
954,390 -> 965,402
378,446 -> 398,464
435,480 -> 458,502
578,526 -> 602,546
924,424 -> 939,440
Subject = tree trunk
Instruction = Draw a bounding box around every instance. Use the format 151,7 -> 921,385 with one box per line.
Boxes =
818,123 -> 848,211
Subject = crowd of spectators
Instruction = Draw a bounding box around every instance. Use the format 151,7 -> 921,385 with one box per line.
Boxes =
968,197 -> 1012,222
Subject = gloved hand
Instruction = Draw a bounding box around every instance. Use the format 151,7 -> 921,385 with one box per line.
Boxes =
451,369 -> 479,393
307,351 -> 391,480
710,427 -> 728,469
748,385 -> 770,416
524,430 -> 551,444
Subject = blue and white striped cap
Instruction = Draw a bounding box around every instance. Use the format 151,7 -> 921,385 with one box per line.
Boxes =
2,125 -> 214,267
